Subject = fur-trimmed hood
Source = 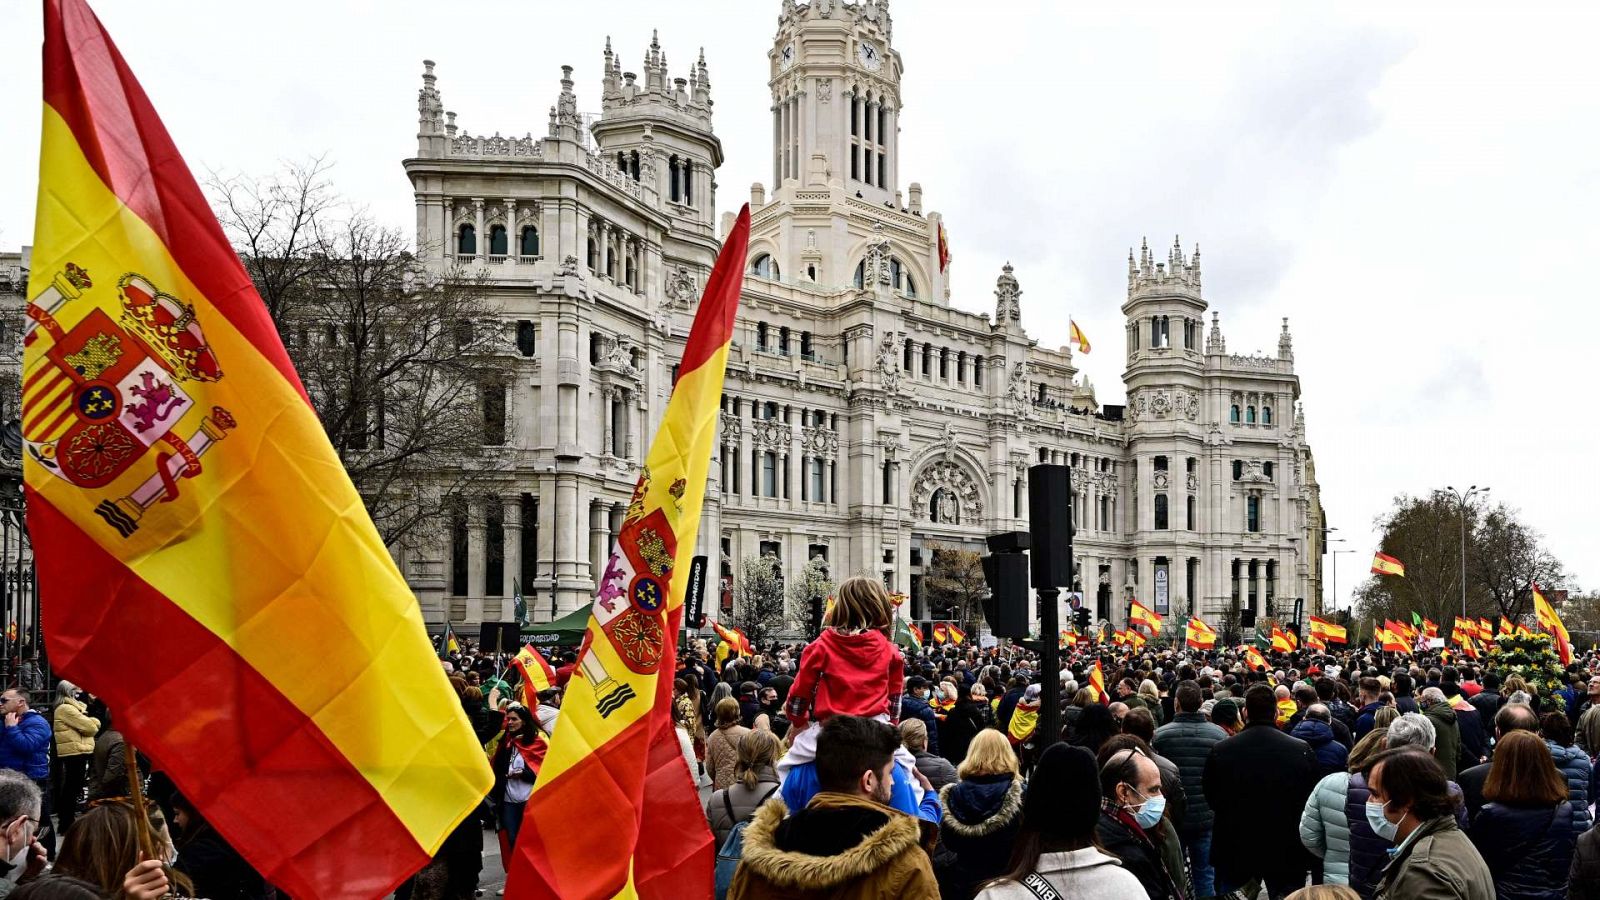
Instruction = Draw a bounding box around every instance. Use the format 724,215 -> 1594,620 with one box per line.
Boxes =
940,776 -> 1023,838
736,792 -> 924,891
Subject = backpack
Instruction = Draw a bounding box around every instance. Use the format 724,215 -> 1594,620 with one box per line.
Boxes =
713,784 -> 780,900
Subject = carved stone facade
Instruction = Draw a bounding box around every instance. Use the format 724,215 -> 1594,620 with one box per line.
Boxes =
397,0 -> 1325,632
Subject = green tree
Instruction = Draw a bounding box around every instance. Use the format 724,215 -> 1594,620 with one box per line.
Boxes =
787,555 -> 834,635
1354,490 -> 1568,629
733,554 -> 788,645
923,544 -> 989,633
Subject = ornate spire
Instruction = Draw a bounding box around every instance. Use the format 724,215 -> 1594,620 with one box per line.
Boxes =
417,59 -> 444,134
1278,317 -> 1294,362
1206,311 -> 1225,354
994,262 -> 1022,324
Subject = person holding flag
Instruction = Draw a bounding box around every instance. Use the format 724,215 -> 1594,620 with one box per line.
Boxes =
23,4 -> 493,897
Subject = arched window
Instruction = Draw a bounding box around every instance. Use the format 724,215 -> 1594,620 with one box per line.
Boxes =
1246,406 -> 1257,424
488,225 -> 508,256
853,260 -> 866,289
1262,406 -> 1273,426
751,253 -> 780,280
1229,404 -> 1241,424
457,225 -> 476,255
520,226 -> 539,257
890,257 -> 916,297
586,237 -> 598,271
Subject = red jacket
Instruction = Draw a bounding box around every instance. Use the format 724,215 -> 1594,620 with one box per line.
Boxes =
785,629 -> 903,732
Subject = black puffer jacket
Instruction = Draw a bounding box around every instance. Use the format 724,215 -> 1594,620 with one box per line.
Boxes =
936,774 -> 1024,899
1467,801 -> 1580,900
1151,711 -> 1227,834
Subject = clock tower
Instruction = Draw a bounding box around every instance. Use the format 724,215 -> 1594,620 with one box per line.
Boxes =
770,0 -> 902,207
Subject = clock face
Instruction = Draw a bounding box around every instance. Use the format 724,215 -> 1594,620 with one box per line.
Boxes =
858,42 -> 882,71
780,43 -> 795,69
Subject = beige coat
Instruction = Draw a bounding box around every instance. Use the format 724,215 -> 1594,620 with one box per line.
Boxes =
1375,816 -> 1495,900
705,723 -> 749,792
53,697 -> 99,757
729,793 -> 938,900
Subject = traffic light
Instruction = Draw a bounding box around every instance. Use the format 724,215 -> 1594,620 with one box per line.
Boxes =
1075,607 -> 1091,631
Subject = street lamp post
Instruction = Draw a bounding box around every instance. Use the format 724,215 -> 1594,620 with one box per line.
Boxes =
1444,485 -> 1490,619
1325,531 -> 1352,612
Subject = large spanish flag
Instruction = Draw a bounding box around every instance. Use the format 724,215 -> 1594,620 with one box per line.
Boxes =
1309,615 -> 1347,644
24,3 -> 492,898
1185,616 -> 1216,650
507,206 -> 750,899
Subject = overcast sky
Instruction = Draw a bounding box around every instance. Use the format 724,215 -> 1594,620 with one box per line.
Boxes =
3,1 -> 1597,609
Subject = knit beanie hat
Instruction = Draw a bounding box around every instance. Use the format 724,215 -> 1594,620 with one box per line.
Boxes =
1024,743 -> 1101,840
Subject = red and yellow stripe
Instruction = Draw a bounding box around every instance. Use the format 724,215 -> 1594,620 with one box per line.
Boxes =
1130,600 -> 1163,632
27,4 -> 490,898
1371,551 -> 1406,577
508,206 -> 751,899
1309,615 -> 1347,644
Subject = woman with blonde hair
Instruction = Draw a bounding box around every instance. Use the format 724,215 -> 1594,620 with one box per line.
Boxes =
1372,706 -> 1400,731
704,730 -> 783,848
53,802 -> 190,900
1138,679 -> 1164,726
937,729 -> 1024,899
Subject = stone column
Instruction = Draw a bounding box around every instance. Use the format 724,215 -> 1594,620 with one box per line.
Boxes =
556,477 -> 580,609
441,196 -> 454,262
466,497 -> 487,625
472,199 -> 485,262
626,389 -> 641,460
502,496 -> 523,615
590,499 -> 610,590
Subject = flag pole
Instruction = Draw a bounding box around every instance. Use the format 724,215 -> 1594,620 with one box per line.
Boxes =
122,742 -> 159,862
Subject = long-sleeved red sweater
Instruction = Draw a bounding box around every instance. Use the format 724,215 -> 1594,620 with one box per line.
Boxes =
784,628 -> 903,732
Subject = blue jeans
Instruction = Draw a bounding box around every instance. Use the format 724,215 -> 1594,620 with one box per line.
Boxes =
1185,828 -> 1214,898
499,800 -> 527,849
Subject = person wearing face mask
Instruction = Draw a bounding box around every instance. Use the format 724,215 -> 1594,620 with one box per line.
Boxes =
0,772 -> 45,895
1362,748 -> 1493,900
729,715 -> 938,900
1094,746 -> 1185,900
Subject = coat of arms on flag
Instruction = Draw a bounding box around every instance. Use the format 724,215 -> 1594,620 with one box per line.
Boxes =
25,270 -> 234,536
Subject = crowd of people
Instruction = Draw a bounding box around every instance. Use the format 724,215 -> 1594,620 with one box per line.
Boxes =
7,579 -> 1596,900
0,681 -> 270,899
665,579 -> 1600,900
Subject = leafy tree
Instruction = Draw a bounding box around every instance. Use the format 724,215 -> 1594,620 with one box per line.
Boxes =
1355,490 -> 1568,629
923,544 -> 989,632
786,555 -> 834,635
733,554 -> 788,645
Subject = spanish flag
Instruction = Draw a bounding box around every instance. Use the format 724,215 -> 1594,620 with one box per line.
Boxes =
1379,623 -> 1408,653
1371,552 -> 1405,577
1309,616 -> 1347,644
711,618 -> 751,656
1070,319 -> 1091,354
514,645 -> 558,705
937,221 -> 951,273
1499,616 -> 1514,637
1185,617 -> 1215,650
947,623 -> 967,645
1478,617 -> 1493,639
25,4 -> 491,897
1059,629 -> 1078,648
1087,660 -> 1108,703
1305,633 -> 1328,652
509,207 -> 750,898
932,622 -> 950,644
1129,629 -> 1147,651
1130,600 -> 1164,633
1244,646 -> 1268,671
1271,625 -> 1295,653
1533,584 -> 1573,665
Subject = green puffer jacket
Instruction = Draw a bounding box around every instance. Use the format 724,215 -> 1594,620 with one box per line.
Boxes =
1299,771 -> 1353,884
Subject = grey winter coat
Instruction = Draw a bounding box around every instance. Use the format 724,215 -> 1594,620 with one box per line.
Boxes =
705,765 -> 782,848
1152,711 -> 1227,834
1300,771 -> 1355,885
1546,740 -> 1594,832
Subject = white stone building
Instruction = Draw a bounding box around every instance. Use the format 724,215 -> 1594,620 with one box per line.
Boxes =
400,0 -> 1326,635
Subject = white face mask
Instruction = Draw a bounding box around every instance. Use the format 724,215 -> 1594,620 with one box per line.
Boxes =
2,819 -> 31,879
